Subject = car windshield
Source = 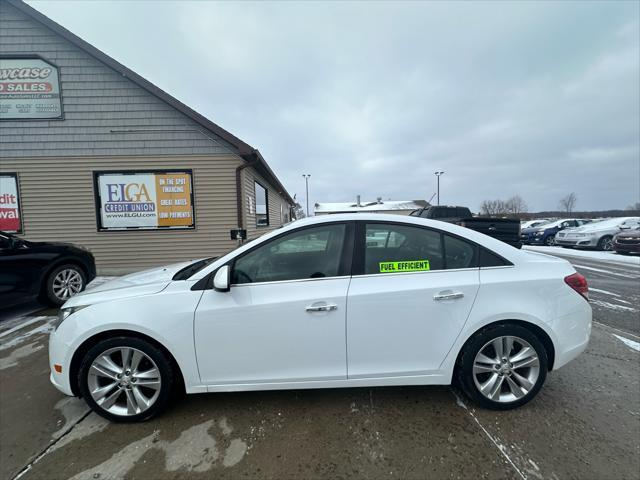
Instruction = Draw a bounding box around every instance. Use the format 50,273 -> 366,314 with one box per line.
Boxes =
586,218 -> 636,229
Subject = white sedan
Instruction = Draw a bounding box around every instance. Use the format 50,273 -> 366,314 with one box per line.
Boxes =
49,214 -> 592,422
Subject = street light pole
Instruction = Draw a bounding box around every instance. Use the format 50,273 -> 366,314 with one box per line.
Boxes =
302,174 -> 311,216
434,171 -> 444,205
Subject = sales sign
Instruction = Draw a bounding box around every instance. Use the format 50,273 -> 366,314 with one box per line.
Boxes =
95,171 -> 195,230
0,57 -> 62,120
0,173 -> 22,233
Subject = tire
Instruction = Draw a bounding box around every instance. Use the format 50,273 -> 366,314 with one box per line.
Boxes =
457,324 -> 548,410
544,235 -> 555,246
616,251 -> 629,256
78,336 -> 174,422
597,236 -> 613,251
45,264 -> 86,306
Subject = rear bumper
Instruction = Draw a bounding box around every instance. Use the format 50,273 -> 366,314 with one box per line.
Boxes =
552,299 -> 592,370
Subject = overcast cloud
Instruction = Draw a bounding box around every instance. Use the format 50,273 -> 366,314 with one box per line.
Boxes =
29,0 -> 640,212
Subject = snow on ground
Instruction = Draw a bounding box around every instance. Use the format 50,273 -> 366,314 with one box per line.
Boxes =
523,246 -> 640,266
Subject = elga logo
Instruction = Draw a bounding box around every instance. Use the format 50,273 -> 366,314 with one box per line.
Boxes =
104,183 -> 156,213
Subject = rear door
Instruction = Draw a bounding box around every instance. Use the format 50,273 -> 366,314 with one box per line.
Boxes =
346,222 -> 480,378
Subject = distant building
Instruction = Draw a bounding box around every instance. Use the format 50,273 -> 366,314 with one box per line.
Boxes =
315,196 -> 429,216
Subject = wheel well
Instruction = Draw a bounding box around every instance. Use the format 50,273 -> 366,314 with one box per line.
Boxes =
454,320 -> 555,372
68,329 -> 186,397
40,259 -> 89,294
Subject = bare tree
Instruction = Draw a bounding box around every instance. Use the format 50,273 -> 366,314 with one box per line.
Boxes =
559,193 -> 577,213
626,202 -> 640,211
292,202 -> 306,219
480,199 -> 507,216
504,195 -> 528,216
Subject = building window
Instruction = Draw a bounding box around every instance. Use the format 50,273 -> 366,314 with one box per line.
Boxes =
255,181 -> 269,227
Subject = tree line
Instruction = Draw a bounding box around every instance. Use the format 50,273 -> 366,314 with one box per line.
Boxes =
480,193 -> 580,217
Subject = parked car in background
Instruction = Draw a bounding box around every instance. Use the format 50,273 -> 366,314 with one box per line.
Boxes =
556,217 -> 640,251
410,205 -> 521,248
49,214 -> 591,422
0,231 -> 96,308
612,226 -> 640,255
521,219 -> 591,246
521,219 -> 551,230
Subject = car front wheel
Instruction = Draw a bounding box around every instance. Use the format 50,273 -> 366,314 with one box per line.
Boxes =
458,324 -> 548,410
598,236 -> 613,251
45,264 -> 86,306
545,235 -> 556,246
78,337 -> 174,422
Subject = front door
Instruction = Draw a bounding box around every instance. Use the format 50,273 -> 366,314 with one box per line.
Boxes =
347,222 -> 480,378
194,222 -> 353,385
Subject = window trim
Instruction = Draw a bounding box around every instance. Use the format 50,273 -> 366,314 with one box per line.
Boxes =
228,221 -> 355,286
353,220 -> 512,276
254,180 -> 269,227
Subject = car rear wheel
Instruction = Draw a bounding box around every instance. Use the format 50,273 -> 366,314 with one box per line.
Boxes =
458,324 -> 548,410
598,236 -> 613,251
545,235 -> 556,246
45,264 -> 86,306
78,337 -> 174,422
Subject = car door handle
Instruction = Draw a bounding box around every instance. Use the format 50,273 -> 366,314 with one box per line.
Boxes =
306,303 -> 338,312
433,292 -> 464,301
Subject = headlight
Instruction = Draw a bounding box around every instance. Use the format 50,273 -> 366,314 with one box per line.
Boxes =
534,231 -> 544,236
52,305 -> 89,331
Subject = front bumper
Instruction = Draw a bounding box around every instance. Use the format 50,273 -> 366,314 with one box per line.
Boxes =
48,327 -> 75,396
555,236 -> 598,248
613,240 -> 640,253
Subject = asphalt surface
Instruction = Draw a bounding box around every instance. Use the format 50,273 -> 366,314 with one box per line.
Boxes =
1,252 -> 638,480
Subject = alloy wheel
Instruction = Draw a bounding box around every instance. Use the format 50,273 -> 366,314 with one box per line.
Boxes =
472,336 -> 540,403
87,347 -> 162,416
602,237 -> 613,251
52,268 -> 83,301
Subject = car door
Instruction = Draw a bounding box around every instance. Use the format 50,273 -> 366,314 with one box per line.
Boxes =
194,222 -> 354,386
0,233 -> 40,308
346,222 -> 480,378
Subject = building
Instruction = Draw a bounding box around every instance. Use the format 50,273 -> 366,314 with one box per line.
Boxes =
315,197 -> 429,216
0,0 -> 294,274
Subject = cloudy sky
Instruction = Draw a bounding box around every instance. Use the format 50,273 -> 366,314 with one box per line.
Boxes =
29,0 -> 640,212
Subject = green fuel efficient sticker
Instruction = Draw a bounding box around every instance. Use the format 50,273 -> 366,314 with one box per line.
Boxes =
379,260 -> 430,273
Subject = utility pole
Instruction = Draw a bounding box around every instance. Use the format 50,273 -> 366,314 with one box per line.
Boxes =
434,171 -> 444,205
302,174 -> 311,216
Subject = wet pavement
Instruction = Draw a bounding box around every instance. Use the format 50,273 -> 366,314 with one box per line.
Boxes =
1,256 -> 638,480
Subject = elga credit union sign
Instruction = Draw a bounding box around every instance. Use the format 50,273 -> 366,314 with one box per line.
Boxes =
0,57 -> 62,120
0,173 -> 22,233
95,171 -> 195,230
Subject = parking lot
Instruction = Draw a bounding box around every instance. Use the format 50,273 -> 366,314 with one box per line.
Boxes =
1,252 -> 638,480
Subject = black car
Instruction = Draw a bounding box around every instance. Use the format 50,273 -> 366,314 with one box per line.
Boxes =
0,231 -> 96,308
410,206 -> 522,248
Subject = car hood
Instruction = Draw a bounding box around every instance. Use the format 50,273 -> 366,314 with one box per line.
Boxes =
564,224 -> 613,234
63,259 -> 199,308
616,230 -> 640,238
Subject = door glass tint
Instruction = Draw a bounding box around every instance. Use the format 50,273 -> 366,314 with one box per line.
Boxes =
443,234 -> 478,269
232,224 -> 346,284
364,224 -> 443,274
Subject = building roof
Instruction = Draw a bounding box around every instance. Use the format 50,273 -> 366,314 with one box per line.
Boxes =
4,0 -> 293,204
315,199 -> 429,214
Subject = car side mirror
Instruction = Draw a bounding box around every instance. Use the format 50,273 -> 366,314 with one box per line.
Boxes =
213,265 -> 230,292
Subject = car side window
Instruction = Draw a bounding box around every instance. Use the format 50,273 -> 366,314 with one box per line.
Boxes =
479,248 -> 511,267
0,235 -> 9,250
364,224 -> 444,274
443,234 -> 478,269
232,224 -> 346,284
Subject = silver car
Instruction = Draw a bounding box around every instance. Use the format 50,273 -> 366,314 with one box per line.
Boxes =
556,217 -> 640,250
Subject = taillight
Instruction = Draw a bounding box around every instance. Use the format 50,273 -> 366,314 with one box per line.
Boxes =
564,272 -> 589,300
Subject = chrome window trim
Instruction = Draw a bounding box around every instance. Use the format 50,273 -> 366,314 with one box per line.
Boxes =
231,275 -> 351,288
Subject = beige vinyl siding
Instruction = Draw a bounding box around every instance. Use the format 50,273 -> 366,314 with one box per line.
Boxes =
2,154 -> 243,274
241,167 -> 288,240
